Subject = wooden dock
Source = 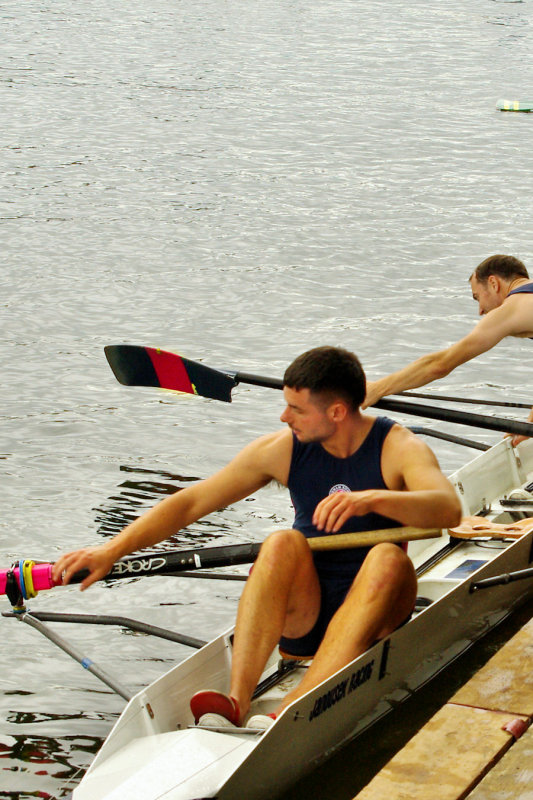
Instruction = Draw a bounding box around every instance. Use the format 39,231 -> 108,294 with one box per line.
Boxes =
354,614 -> 533,800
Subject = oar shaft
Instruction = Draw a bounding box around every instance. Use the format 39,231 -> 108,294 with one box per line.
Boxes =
398,391 -> 531,410
236,371 -> 533,436
0,527 -> 440,599
309,527 -> 441,550
107,542 -> 262,577
374,397 -> 533,437
233,371 -> 532,436
236,371 -> 283,390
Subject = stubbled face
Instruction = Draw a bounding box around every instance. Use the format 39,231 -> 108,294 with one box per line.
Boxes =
470,276 -> 503,316
280,386 -> 336,443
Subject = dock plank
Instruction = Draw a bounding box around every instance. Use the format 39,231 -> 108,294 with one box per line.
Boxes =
354,615 -> 533,800
452,618 -> 533,715
353,704 -> 525,800
467,726 -> 533,800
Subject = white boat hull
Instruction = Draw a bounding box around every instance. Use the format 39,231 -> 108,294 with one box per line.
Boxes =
73,438 -> 533,800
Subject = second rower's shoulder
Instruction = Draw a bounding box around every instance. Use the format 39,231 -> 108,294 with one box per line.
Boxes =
499,291 -> 533,337
469,291 -> 533,342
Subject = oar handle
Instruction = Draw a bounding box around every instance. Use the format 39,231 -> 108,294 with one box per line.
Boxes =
0,563 -> 56,596
308,526 -> 442,550
0,562 -> 88,598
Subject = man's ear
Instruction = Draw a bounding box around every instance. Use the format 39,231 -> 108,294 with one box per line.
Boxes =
329,401 -> 348,423
487,274 -> 500,292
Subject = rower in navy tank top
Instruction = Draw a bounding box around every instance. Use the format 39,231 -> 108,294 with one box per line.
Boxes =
364,255 -> 533,447
289,416 -> 401,579
55,345 -> 463,728
280,416 -> 401,657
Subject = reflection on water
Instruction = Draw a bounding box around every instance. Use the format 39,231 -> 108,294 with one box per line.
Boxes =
93,464 -> 200,537
92,463 -> 276,546
0,732 -> 101,800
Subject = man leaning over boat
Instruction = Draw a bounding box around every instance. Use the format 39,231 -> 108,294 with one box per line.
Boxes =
363,254 -> 533,446
53,346 -> 461,730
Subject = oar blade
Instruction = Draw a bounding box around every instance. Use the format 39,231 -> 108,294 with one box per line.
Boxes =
105,344 -> 159,387
105,345 -> 238,402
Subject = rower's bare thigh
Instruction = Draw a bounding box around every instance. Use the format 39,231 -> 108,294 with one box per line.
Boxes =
256,528 -> 321,639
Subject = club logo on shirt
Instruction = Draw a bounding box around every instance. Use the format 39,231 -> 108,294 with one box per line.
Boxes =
329,484 -> 350,494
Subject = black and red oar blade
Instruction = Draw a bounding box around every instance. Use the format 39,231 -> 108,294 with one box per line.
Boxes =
104,345 -> 238,402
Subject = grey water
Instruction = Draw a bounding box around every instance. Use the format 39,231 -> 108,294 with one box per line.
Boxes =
1,0 -> 533,796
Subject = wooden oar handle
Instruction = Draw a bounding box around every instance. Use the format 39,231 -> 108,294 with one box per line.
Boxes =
307,527 -> 442,550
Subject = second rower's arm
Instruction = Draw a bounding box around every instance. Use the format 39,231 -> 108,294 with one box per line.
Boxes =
53,430 -> 292,590
362,300 -> 523,409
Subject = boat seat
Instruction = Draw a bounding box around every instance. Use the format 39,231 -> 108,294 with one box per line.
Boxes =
414,596 -> 433,613
278,648 -> 313,662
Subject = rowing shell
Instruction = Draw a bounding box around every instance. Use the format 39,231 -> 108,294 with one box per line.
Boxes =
73,437 -> 533,800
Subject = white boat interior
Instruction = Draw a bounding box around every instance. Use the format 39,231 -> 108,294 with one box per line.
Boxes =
72,438 -> 533,800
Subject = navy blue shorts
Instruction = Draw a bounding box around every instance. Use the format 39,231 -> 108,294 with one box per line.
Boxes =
278,571 -> 413,658
278,573 -> 354,658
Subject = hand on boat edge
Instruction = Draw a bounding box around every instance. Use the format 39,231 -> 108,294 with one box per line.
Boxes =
504,431 -> 529,448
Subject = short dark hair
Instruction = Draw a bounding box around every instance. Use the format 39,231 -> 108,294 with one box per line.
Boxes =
283,346 -> 366,411
471,255 -> 529,283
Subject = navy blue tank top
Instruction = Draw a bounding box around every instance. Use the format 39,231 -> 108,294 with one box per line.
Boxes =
288,416 -> 401,580
508,282 -> 533,296
507,282 -> 533,339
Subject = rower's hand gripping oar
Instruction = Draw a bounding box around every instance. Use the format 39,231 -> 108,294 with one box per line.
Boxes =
104,345 -> 533,438
1,526 -> 441,601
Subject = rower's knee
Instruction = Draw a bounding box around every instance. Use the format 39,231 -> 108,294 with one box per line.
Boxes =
354,543 -> 416,602
366,542 -> 411,571
257,528 -> 311,569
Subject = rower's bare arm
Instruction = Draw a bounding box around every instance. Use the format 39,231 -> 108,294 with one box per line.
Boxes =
312,427 -> 461,533
53,429 -> 293,590
362,304 -> 520,409
384,428 -> 462,528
